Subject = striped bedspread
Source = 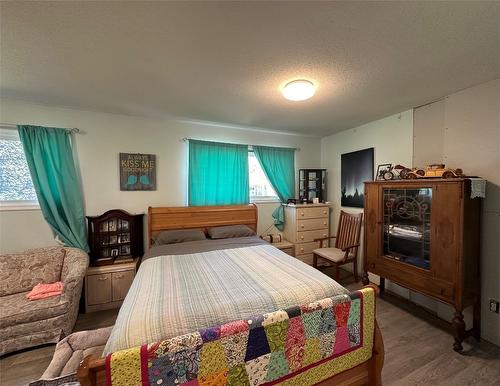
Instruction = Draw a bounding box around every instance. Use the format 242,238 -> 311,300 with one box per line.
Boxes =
104,244 -> 349,354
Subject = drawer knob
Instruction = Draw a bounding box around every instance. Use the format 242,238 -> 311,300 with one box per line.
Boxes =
300,248 -> 304,252
323,221 -> 327,225
323,234 -> 327,237
98,277 -> 108,281
323,211 -> 327,215
300,236 -> 304,240
300,212 -> 304,216
301,224 -> 304,228
115,274 -> 124,279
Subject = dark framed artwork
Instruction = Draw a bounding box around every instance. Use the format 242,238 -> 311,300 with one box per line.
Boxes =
120,153 -> 156,191
341,148 -> 374,208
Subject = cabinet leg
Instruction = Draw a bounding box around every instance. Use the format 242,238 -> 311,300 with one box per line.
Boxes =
379,277 -> 385,293
452,310 -> 466,352
472,295 -> 481,341
362,271 -> 369,285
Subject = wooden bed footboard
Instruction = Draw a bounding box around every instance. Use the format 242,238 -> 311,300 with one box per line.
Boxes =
78,285 -> 384,386
78,356 -> 106,386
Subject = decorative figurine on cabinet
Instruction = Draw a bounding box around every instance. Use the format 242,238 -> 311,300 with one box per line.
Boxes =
376,164 -> 412,180
405,164 -> 464,179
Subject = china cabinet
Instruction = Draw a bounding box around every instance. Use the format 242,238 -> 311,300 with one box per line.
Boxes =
86,209 -> 144,266
362,179 -> 481,352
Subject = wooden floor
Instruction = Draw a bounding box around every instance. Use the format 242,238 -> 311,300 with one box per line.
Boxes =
1,277 -> 499,386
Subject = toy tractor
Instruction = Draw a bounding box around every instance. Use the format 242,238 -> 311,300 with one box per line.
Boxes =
381,164 -> 412,180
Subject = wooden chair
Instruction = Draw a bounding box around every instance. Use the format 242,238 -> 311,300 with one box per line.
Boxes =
313,211 -> 363,282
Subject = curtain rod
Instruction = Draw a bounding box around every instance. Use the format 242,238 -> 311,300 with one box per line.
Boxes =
181,137 -> 300,151
0,123 -> 81,134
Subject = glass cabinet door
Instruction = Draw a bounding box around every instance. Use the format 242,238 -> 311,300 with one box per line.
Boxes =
383,187 -> 432,270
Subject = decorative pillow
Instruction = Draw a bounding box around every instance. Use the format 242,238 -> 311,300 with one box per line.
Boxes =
207,225 -> 256,239
153,229 -> 206,246
0,247 -> 66,297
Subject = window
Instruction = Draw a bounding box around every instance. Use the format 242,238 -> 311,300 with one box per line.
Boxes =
249,151 -> 278,201
0,129 -> 38,209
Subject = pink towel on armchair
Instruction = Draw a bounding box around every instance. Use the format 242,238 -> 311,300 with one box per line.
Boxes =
26,281 -> 64,300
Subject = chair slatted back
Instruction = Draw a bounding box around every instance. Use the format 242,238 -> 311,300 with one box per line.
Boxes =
335,211 -> 363,256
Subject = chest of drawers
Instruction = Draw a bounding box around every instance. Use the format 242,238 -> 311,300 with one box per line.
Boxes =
283,204 -> 330,265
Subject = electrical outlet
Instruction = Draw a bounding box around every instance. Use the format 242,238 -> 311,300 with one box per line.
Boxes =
490,299 -> 499,314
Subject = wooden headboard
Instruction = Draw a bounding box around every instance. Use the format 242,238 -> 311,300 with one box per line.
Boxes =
148,204 -> 258,246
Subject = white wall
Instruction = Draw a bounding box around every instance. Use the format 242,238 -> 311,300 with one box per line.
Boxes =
0,209 -> 55,252
321,79 -> 500,346
0,99 -> 322,253
321,110 -> 414,299
413,99 -> 445,167
415,79 -> 500,346
321,110 -> 414,216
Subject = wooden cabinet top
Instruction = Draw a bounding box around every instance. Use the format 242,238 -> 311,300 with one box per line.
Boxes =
86,209 -> 144,220
284,203 -> 331,208
364,178 -> 470,185
271,240 -> 294,249
87,258 -> 138,275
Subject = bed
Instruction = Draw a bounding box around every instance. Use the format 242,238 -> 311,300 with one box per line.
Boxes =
78,204 -> 383,386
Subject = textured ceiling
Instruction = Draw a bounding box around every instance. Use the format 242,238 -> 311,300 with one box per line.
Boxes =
1,1 -> 499,136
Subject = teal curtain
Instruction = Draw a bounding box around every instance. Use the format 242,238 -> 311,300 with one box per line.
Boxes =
253,145 -> 295,230
18,125 -> 89,252
189,140 -> 249,206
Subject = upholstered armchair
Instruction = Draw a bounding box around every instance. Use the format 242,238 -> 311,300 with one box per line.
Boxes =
0,246 -> 89,355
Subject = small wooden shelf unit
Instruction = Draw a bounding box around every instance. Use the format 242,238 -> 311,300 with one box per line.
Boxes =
86,209 -> 144,266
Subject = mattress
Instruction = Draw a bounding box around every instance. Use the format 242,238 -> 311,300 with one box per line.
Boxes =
104,242 -> 349,354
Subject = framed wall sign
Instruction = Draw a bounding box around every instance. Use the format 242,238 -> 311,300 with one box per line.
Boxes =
341,147 -> 374,208
120,153 -> 156,191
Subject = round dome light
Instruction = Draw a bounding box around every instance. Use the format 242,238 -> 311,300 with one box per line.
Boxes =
282,79 -> 316,101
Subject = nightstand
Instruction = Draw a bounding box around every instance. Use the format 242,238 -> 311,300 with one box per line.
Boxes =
85,259 -> 138,313
272,240 -> 295,257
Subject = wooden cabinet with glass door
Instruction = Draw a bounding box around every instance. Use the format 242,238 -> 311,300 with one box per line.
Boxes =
363,179 -> 481,352
86,209 -> 144,266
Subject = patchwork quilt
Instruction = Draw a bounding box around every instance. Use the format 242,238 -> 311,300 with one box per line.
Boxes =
105,287 -> 375,386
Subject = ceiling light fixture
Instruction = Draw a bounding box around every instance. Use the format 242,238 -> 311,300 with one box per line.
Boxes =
282,79 -> 316,101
